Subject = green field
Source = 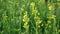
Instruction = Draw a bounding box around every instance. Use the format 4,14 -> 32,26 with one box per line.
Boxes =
0,0 -> 60,34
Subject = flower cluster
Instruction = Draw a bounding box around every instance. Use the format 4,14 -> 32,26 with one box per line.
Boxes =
22,11 -> 29,29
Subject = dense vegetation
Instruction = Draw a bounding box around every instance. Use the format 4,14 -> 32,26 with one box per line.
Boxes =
0,0 -> 60,34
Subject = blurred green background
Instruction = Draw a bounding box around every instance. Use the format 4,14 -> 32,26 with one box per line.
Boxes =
0,0 -> 60,34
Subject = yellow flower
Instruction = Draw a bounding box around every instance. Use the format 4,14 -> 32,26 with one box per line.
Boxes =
23,15 -> 27,22
36,20 -> 42,25
34,16 -> 40,20
23,22 -> 29,29
50,15 -> 56,19
32,10 -> 38,15
23,17 -> 29,22
48,5 -> 52,10
48,4 -> 54,10
30,2 -> 35,8
48,15 -> 56,19
23,12 -> 29,22
34,16 -> 42,25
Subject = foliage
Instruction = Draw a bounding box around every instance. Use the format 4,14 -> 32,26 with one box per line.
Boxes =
0,0 -> 60,34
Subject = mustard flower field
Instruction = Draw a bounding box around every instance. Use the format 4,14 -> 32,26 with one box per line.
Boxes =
0,0 -> 60,34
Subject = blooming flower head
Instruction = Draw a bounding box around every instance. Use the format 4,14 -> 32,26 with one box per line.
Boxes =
36,20 -> 42,25
48,5 -> 52,10
48,15 -> 56,19
48,4 -> 54,10
30,2 -> 35,8
23,22 -> 29,29
23,11 -> 29,22
32,9 -> 38,15
50,15 -> 56,19
34,16 -> 42,25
